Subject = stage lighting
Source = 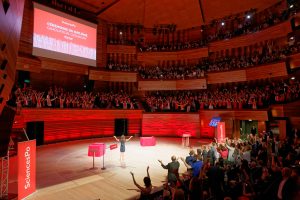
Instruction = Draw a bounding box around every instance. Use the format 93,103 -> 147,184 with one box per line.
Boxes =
247,15 -> 251,19
290,36 -> 294,40
291,77 -> 295,80
221,22 -> 225,26
119,31 -> 123,35
290,4 -> 294,8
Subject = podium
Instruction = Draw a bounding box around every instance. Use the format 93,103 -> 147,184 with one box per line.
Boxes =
88,143 -> 106,169
182,134 -> 191,147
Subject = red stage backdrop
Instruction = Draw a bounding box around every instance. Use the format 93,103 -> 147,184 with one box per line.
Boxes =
18,140 -> 36,200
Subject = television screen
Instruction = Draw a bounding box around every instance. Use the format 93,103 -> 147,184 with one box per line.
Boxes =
209,117 -> 221,127
33,3 -> 97,66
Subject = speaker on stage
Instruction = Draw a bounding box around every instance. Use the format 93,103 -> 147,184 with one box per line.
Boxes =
0,106 -> 16,157
114,119 -> 128,136
26,121 -> 44,146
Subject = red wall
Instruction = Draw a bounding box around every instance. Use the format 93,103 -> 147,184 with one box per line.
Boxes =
142,113 -> 200,137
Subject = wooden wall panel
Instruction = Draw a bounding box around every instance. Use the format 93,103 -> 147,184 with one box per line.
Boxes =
138,80 -> 176,91
107,45 -> 137,54
40,58 -> 89,75
207,70 -> 246,84
20,109 -> 143,122
0,0 -> 26,113
138,79 -> 207,91
142,113 -> 200,137
176,79 -> 207,90
16,54 -> 41,73
97,21 -> 107,68
246,62 -> 288,80
89,70 -> 137,82
18,109 -> 143,143
289,53 -> 300,70
18,0 -> 33,55
209,21 -> 292,52
137,47 -> 208,65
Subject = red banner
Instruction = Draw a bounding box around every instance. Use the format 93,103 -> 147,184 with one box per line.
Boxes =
18,140 -> 36,200
217,122 -> 226,143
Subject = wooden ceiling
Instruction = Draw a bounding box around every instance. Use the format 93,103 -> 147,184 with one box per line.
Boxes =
62,0 -> 280,29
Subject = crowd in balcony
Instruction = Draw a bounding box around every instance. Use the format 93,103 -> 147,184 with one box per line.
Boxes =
206,2 -> 291,42
145,131 -> 300,200
205,42 -> 300,72
139,39 -> 207,52
13,85 -> 140,110
105,41 -> 300,79
143,79 -> 300,112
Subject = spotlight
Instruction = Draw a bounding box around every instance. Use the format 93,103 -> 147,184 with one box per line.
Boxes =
290,36 -> 294,40
291,76 -> 295,80
119,31 -> 123,35
221,22 -> 225,26
248,119 -> 252,122
247,15 -> 251,19
290,4 -> 294,8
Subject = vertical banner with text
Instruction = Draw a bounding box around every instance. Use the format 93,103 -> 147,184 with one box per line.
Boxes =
217,122 -> 226,143
18,140 -> 36,200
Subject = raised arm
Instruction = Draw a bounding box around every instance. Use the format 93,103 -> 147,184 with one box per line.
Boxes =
113,136 -> 119,142
130,172 -> 148,193
147,166 -> 150,178
180,157 -> 192,169
126,136 -> 133,142
158,160 -> 168,169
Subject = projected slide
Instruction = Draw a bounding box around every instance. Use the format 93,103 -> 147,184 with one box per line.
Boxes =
33,3 -> 97,66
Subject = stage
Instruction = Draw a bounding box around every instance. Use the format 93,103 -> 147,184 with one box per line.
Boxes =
20,137 -> 210,200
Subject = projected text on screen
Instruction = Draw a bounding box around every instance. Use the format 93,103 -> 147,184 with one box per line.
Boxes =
33,4 -> 97,66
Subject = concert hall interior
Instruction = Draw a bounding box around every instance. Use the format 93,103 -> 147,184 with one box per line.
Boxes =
1,0 -> 300,200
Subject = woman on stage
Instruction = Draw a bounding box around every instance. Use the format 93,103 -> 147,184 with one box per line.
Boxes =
113,135 -> 133,162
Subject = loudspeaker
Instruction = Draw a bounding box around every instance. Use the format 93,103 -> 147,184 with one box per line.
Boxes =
0,106 -> 16,157
26,121 -> 44,146
114,119 -> 128,136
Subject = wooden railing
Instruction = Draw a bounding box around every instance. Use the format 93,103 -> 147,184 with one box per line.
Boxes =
208,21 -> 292,52
137,47 -> 209,65
107,44 -> 136,54
138,78 -> 207,91
207,61 -> 288,84
89,70 -> 137,82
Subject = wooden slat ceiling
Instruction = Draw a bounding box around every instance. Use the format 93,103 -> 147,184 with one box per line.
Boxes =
63,0 -> 280,29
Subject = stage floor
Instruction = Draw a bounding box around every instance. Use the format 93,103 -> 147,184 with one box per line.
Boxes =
25,137 -> 210,200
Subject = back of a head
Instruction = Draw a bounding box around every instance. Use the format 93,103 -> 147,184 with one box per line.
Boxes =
143,177 -> 151,188
173,188 -> 185,200
171,156 -> 177,161
189,150 -> 195,156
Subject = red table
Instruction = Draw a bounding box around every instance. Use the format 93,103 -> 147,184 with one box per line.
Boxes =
140,137 -> 156,146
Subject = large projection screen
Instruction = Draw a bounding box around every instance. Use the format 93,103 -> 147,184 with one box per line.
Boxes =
33,3 -> 97,66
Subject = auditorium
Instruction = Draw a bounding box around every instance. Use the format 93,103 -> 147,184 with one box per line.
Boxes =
0,0 -> 300,199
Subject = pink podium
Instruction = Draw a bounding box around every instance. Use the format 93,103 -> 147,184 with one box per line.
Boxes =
88,143 -> 106,168
140,137 -> 156,146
